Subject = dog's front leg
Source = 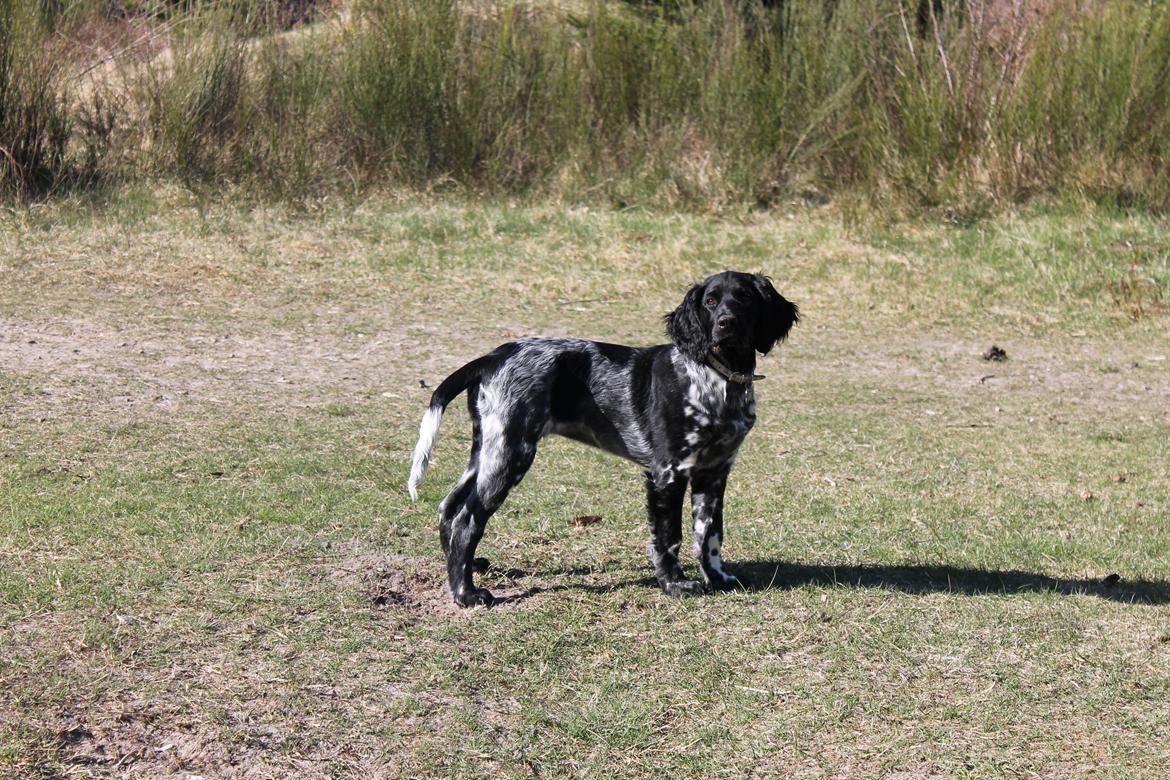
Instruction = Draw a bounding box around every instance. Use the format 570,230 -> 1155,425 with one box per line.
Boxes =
645,469 -> 705,597
691,466 -> 739,591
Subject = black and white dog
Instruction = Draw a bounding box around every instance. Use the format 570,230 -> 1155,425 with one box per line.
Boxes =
408,272 -> 799,607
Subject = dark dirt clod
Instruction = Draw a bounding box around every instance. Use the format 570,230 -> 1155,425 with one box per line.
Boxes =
58,725 -> 94,745
371,591 -> 406,607
570,514 -> 603,527
1101,573 -> 1121,588
982,345 -> 1008,361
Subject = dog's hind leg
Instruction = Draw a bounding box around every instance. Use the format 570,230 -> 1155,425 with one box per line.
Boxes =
645,468 -> 705,597
444,400 -> 543,607
438,465 -> 476,557
438,389 -> 483,558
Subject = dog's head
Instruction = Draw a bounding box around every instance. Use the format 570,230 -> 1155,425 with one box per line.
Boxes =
664,272 -> 799,364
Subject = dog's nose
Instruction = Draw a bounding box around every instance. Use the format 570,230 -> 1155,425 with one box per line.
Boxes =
716,315 -> 735,330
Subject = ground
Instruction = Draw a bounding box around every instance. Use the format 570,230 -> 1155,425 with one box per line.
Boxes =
2,187 -> 1169,777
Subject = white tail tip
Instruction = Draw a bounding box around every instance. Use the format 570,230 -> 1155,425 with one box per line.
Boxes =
407,406 -> 443,501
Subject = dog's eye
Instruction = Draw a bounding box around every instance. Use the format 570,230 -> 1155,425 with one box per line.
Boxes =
704,296 -> 716,307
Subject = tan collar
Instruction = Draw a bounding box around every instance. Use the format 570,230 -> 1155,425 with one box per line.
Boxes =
706,352 -> 764,384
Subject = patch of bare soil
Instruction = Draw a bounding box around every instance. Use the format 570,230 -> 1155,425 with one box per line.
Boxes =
7,600 -> 436,778
46,694 -> 380,779
794,330 -> 1170,419
53,698 -> 232,779
0,315 -> 465,424
321,550 -> 539,617
323,551 -> 455,618
5,313 -> 1168,434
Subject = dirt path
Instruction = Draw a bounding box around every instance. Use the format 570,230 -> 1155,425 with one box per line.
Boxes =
4,313 -> 1168,431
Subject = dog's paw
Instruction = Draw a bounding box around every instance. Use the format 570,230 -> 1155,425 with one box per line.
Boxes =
452,587 -> 496,608
707,573 -> 740,592
661,579 -> 706,598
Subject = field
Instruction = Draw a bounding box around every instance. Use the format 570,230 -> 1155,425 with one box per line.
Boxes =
1,187 -> 1169,777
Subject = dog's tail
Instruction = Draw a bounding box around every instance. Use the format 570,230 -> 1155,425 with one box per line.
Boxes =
407,352 -> 498,501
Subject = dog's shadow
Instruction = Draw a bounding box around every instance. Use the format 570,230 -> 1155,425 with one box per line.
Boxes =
730,560 -> 1170,604
486,560 -> 1170,605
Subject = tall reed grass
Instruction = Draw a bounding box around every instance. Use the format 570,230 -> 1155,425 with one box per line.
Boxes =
5,0 -> 1170,212
0,0 -> 72,197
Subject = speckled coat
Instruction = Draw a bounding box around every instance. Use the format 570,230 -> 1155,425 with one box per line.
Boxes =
408,272 -> 798,607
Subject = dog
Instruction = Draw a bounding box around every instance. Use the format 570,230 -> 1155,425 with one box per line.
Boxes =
407,271 -> 799,607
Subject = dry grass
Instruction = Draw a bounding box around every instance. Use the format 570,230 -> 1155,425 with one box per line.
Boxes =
7,0 -> 1170,211
2,189 -> 1170,777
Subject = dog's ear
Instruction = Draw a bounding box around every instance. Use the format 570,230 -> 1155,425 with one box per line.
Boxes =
664,282 -> 711,362
752,274 -> 799,355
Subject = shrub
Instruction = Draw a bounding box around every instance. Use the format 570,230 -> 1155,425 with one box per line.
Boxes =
0,0 -> 72,197
8,0 -> 1170,212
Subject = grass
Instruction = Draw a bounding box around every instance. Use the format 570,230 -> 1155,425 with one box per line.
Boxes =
1,188 -> 1169,776
5,0 -> 1170,212
0,0 -> 71,197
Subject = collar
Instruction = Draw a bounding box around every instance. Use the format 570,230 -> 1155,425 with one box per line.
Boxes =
706,352 -> 765,384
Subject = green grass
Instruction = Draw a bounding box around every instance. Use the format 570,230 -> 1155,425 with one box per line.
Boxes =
2,190 -> 1170,776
